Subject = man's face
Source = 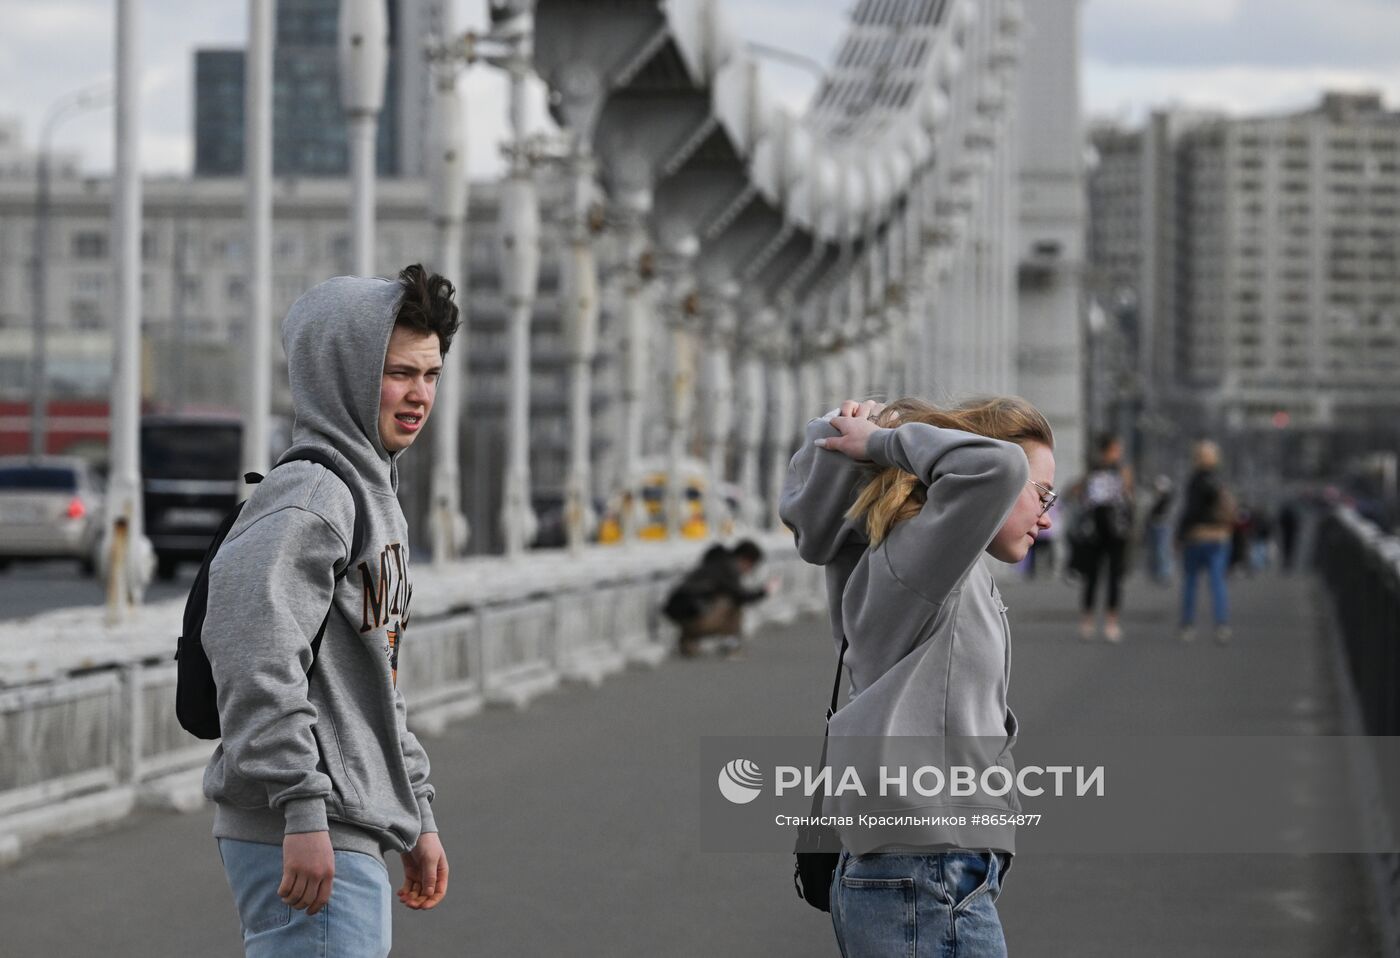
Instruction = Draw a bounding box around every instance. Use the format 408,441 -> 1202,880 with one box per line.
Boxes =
378,325 -> 442,454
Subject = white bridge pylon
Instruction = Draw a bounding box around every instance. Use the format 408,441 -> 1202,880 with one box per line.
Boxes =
530,0 -> 1024,533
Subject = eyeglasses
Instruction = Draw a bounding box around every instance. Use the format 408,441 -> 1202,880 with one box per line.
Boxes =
1028,480 -> 1057,517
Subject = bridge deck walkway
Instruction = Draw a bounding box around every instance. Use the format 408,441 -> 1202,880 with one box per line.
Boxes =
0,567 -> 1380,956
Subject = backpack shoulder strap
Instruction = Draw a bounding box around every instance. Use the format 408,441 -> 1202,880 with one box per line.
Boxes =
271,446 -> 371,678
275,446 -> 368,579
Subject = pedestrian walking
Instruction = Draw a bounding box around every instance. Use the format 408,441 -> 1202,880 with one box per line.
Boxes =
1146,475 -> 1174,584
1250,507 -> 1274,573
1228,503 -> 1253,577
1279,499 -> 1300,572
1176,440 -> 1237,644
201,267 -> 457,956
781,395 -> 1056,958
1071,434 -> 1134,642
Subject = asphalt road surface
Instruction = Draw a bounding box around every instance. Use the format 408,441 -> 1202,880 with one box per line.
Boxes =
0,558 -> 195,620
0,568 -> 1381,956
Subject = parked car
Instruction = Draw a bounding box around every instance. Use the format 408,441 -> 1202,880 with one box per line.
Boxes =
141,414 -> 242,580
0,455 -> 104,574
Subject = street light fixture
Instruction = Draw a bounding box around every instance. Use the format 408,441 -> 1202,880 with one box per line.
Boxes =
338,0 -> 389,277
426,2 -> 471,565
30,82 -> 111,457
426,3 -> 545,558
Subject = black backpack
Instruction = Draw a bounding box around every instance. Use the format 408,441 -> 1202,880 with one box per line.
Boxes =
174,446 -> 367,740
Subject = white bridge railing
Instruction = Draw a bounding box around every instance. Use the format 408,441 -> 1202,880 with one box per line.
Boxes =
0,535 -> 824,864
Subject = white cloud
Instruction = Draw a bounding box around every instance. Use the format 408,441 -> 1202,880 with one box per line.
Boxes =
2,0 -> 103,37
1087,0 -> 1244,27
1084,60 -> 1400,124
0,0 -> 244,175
1,0 -> 1397,179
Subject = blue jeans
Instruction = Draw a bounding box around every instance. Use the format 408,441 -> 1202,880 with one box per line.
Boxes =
1148,523 -> 1173,583
217,838 -> 392,958
830,850 -> 1010,958
1180,540 -> 1231,627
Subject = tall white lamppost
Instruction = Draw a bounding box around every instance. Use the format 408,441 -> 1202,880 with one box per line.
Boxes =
339,0 -> 388,277
733,312 -> 767,530
561,146 -> 600,554
104,0 -> 154,621
30,83 -> 110,456
426,45 -> 470,565
766,336 -> 796,529
823,342 -> 846,410
797,352 -> 822,423
698,292 -> 735,539
552,62 -> 606,556
494,5 -> 540,558
243,0 -> 274,479
659,237 -> 699,540
615,190 -> 653,542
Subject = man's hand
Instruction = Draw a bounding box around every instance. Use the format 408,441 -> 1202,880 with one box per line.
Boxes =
815,399 -> 894,461
280,831 -> 335,916
398,832 -> 449,910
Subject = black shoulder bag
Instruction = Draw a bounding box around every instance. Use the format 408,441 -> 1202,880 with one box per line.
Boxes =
792,637 -> 849,912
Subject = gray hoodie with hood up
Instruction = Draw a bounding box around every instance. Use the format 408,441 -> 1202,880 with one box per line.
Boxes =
779,413 -> 1028,854
202,275 -> 436,858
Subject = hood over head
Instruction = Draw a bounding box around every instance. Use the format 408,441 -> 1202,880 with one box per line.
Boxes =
282,275 -> 404,491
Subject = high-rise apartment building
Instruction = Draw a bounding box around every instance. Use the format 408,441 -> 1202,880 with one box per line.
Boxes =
194,0 -> 435,178
1017,0 -> 1087,479
1087,92 -> 1400,483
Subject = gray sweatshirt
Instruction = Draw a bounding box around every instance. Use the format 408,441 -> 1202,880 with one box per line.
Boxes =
779,414 -> 1028,852
202,276 -> 436,858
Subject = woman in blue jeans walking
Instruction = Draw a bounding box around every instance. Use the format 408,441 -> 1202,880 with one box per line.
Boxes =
781,396 -> 1057,958
1175,441 -> 1236,644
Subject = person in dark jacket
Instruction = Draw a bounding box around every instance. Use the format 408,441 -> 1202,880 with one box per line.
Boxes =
1279,499 -> 1300,571
1071,433 -> 1135,642
665,540 -> 769,657
1176,440 -> 1236,643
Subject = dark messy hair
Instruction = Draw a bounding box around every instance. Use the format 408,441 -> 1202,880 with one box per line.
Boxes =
395,264 -> 460,356
731,540 -> 764,565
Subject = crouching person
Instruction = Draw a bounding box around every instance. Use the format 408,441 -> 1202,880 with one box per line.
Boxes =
663,540 -> 771,658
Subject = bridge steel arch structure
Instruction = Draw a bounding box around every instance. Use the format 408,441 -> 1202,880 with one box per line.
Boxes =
531,0 -> 1026,531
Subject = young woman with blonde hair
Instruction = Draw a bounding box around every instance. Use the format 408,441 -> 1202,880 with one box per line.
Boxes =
781,395 -> 1056,958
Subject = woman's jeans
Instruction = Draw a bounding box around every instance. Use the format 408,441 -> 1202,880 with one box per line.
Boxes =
830,849 -> 1011,958
1180,540 -> 1231,627
217,838 -> 392,958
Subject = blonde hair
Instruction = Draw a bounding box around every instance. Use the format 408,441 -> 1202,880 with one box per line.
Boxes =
848,396 -> 1054,548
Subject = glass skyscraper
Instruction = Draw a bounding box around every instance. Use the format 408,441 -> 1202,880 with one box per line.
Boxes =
194,0 -> 404,178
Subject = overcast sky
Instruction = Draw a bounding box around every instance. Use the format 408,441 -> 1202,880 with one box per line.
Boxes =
1,0 -> 1398,178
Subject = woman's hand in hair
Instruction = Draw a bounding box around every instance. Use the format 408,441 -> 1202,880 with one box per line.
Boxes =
837,399 -> 887,422
816,399 -> 895,460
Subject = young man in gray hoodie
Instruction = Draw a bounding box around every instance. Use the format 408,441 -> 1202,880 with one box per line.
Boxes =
203,266 -> 457,956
